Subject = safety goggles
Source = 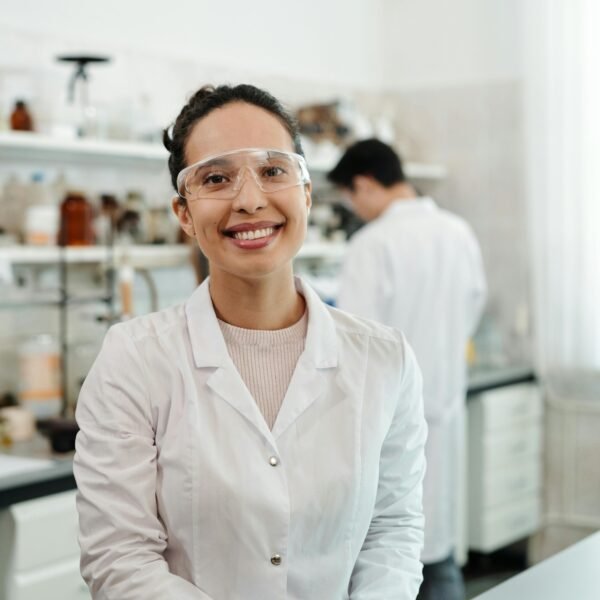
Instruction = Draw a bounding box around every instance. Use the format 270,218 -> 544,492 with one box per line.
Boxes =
176,147 -> 311,201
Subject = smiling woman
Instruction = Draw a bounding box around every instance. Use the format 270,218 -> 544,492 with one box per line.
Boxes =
73,83 -> 429,600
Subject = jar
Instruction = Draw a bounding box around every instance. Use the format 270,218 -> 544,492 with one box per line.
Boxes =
10,100 -> 34,131
25,204 -> 59,245
59,191 -> 95,246
19,335 -> 62,418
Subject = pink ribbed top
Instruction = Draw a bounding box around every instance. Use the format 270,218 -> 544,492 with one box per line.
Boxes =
218,311 -> 308,430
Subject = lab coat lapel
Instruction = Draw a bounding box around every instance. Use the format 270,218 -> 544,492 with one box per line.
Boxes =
205,363 -> 273,441
271,278 -> 338,440
185,279 -> 273,442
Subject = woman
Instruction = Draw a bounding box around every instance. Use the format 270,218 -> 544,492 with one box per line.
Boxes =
74,84 -> 427,600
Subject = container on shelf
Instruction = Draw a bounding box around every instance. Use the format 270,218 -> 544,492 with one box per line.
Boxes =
95,193 -> 120,245
18,334 -> 62,419
24,173 -> 59,246
24,205 -> 60,246
1,174 -> 28,239
59,190 -> 95,246
117,190 -> 146,243
10,100 -> 34,131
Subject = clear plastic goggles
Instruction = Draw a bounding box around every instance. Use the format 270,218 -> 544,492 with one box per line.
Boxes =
176,147 -> 311,201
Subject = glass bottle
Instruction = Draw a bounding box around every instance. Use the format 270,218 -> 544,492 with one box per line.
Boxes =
10,100 -> 34,131
59,191 -> 95,246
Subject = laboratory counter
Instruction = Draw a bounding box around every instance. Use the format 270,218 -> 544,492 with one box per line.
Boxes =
473,531 -> 600,599
1,365 -> 535,508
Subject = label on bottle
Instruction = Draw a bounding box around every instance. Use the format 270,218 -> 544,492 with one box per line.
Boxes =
19,353 -> 61,401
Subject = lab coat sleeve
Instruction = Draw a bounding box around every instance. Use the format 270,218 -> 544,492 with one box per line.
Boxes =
349,336 -> 427,599
337,232 -> 392,321
73,326 -> 214,600
465,227 -> 487,335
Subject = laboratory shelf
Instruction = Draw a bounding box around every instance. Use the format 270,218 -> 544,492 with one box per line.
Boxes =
0,131 -> 167,166
1,244 -> 191,269
308,153 -> 447,181
0,132 -> 447,180
1,242 -> 345,268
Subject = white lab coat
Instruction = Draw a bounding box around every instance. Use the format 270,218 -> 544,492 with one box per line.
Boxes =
74,277 -> 428,600
338,199 -> 486,563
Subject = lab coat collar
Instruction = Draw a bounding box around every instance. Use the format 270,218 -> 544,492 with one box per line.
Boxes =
382,196 -> 437,219
184,275 -> 338,370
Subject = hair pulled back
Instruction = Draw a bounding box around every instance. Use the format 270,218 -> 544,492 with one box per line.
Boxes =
163,84 -> 303,200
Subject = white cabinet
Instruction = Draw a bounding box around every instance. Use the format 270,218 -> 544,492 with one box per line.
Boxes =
0,491 -> 90,600
468,383 -> 543,552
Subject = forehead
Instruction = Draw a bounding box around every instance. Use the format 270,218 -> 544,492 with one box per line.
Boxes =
184,102 -> 295,166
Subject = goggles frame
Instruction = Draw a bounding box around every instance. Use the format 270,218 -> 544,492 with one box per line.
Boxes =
176,147 -> 311,201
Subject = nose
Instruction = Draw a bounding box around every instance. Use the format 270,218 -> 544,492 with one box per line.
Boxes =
231,167 -> 267,214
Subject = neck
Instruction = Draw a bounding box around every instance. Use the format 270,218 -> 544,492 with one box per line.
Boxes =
375,182 -> 418,217
208,266 -> 305,330
387,181 -> 417,202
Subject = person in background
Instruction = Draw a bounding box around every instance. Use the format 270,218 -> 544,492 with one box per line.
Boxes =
329,139 -> 487,600
74,85 -> 428,599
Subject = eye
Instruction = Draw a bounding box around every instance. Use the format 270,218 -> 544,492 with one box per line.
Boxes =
203,173 -> 230,186
263,165 -> 286,178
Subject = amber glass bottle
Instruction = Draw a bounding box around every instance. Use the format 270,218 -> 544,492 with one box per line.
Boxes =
59,191 -> 95,246
10,100 -> 34,131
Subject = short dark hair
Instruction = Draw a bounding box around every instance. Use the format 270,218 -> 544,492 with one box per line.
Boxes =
163,84 -> 303,202
327,138 -> 405,189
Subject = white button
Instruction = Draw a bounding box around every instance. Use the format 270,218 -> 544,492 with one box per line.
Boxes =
269,456 -> 279,467
271,554 -> 282,566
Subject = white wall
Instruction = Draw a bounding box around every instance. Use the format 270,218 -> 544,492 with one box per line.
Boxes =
0,0 -> 384,89
382,0 -> 523,89
1,0 -> 524,94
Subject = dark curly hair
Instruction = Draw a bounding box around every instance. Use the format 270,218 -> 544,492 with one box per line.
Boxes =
163,84 -> 303,203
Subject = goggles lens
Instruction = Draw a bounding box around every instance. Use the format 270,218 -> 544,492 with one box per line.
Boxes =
177,148 -> 310,201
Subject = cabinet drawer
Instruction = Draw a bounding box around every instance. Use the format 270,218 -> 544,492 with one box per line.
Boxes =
469,494 -> 541,553
483,423 -> 543,470
477,384 -> 542,431
480,458 -> 541,509
9,491 -> 80,572
9,556 -> 90,600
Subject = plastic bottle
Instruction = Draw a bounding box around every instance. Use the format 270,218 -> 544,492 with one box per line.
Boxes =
24,173 -> 59,245
18,334 -> 62,419
1,174 -> 28,239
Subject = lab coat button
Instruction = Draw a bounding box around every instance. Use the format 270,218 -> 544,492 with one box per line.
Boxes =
269,456 -> 279,467
270,554 -> 282,566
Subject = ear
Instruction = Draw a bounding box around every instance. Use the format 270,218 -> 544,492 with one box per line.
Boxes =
304,182 -> 313,212
171,196 -> 195,238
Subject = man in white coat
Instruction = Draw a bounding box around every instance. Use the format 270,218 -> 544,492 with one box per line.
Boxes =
328,139 -> 487,600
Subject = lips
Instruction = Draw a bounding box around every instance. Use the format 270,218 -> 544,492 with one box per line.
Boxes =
222,221 -> 283,250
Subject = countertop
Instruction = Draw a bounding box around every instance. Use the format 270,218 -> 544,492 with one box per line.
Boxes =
467,365 -> 536,396
1,364 -> 535,508
473,532 -> 600,599
0,434 -> 75,508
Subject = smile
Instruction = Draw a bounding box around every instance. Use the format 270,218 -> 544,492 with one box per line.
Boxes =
222,222 -> 284,250
232,227 -> 275,241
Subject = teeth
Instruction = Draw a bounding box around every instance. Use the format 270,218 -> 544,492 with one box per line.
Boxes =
233,227 -> 274,241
